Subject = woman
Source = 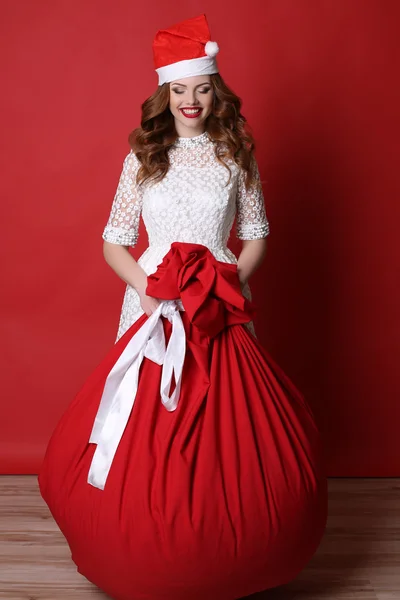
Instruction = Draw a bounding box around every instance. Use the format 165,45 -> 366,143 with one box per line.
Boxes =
39,14 -> 328,600
102,63 -> 269,341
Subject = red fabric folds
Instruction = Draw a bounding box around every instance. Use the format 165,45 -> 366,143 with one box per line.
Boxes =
38,242 -> 328,600
146,241 -> 256,339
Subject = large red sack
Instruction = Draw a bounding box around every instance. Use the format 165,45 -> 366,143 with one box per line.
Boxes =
38,242 -> 327,600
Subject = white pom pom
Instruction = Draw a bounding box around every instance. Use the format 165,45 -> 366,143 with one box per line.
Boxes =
205,40 -> 219,58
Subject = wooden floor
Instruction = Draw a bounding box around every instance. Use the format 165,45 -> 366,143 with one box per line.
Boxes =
0,477 -> 398,599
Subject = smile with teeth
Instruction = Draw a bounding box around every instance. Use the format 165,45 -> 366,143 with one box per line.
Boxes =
180,107 -> 203,118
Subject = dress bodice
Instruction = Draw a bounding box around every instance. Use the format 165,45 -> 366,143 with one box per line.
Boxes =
102,131 -> 270,342
102,131 -> 270,253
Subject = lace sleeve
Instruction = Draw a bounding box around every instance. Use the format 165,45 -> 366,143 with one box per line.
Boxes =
102,150 -> 144,247
235,157 -> 270,240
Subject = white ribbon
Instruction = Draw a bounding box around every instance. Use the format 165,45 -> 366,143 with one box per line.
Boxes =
87,299 -> 186,490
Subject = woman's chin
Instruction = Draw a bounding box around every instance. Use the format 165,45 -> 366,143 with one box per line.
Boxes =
175,113 -> 209,130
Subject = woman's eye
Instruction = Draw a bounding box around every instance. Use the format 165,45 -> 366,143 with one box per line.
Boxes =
172,88 -> 211,94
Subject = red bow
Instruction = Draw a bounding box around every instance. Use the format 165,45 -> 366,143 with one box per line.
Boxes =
146,242 -> 256,339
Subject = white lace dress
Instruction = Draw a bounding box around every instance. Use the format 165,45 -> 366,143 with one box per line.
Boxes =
102,131 -> 270,342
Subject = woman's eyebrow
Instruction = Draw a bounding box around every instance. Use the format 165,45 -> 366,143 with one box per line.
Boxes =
171,82 -> 210,87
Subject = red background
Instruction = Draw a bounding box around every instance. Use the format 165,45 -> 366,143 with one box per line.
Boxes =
1,1 -> 399,474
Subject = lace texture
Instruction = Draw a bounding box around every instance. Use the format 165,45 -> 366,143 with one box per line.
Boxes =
102,132 -> 270,341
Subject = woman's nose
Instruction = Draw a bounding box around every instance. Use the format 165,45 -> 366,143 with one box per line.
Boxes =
186,93 -> 198,105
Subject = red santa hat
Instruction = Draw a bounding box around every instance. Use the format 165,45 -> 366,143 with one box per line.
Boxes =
152,14 -> 220,86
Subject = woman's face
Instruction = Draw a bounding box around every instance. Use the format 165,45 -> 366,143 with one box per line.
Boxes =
169,75 -> 214,136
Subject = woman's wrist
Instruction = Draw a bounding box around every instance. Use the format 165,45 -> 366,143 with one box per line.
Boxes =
133,270 -> 149,296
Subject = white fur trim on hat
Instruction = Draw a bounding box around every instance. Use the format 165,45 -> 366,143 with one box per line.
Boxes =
156,55 -> 219,86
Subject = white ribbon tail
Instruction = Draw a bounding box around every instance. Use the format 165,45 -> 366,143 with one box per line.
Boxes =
160,309 -> 186,411
87,299 -> 186,490
88,303 -> 166,490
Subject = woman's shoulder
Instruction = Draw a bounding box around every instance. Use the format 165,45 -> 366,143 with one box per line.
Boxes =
121,148 -> 141,170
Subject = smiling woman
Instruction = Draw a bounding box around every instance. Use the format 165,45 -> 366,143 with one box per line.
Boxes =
127,70 -> 261,190
169,77 -> 214,136
38,12 -> 327,600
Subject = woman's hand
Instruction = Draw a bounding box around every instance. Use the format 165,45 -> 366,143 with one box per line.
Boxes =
136,286 -> 163,317
238,275 -> 248,291
135,281 -> 163,317
103,243 -> 162,316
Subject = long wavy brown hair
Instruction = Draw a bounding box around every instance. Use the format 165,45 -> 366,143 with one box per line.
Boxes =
128,73 -> 260,192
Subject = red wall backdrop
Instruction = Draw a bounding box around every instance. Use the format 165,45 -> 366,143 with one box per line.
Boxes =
1,1 -> 399,475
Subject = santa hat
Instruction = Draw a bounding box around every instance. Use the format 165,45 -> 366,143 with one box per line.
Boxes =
152,14 -> 220,86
